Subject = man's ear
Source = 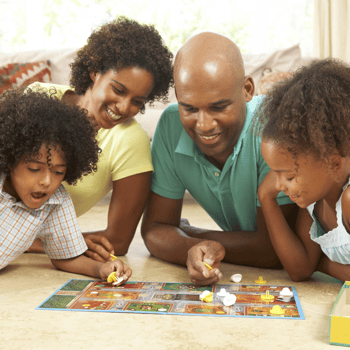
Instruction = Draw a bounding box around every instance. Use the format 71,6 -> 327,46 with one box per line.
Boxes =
243,76 -> 254,102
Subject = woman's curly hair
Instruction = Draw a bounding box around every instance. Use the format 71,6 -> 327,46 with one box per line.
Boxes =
255,58 -> 350,163
0,88 -> 100,185
70,17 -> 174,113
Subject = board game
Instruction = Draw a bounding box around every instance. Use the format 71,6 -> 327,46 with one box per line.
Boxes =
37,279 -> 305,319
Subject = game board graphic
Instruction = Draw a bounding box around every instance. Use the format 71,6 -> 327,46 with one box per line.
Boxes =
37,279 -> 305,319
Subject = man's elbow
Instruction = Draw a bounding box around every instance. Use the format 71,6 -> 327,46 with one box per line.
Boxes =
141,222 -> 157,254
288,271 -> 313,282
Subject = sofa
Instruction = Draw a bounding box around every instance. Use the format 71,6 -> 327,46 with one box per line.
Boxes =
0,44 -> 314,140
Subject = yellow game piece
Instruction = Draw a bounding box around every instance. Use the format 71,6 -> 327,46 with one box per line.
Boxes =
82,304 -> 90,307
107,271 -> 117,283
255,276 -> 266,284
110,254 -> 118,261
203,292 -> 213,303
200,290 -> 213,302
261,290 -> 274,301
203,262 -> 213,270
270,305 -> 285,315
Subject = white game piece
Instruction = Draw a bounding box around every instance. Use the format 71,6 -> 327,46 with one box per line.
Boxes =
223,294 -> 237,306
280,287 -> 293,301
280,287 -> 293,296
112,276 -> 124,285
90,291 -> 99,295
217,288 -> 228,302
158,308 -> 167,312
230,274 -> 242,283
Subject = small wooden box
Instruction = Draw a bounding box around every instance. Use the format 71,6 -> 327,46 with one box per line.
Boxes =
329,281 -> 350,346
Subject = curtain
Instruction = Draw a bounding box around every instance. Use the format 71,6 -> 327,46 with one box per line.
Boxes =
314,0 -> 350,62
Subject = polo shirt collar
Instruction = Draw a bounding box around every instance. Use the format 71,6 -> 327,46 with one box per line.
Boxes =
175,102 -> 253,162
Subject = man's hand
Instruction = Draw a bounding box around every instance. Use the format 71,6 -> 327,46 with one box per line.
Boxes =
84,234 -> 115,262
186,241 -> 225,286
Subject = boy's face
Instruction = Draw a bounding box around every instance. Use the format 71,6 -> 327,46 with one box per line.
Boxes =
5,144 -> 67,209
261,140 -> 337,208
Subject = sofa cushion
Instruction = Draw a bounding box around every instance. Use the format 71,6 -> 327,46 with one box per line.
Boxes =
257,67 -> 294,95
0,48 -> 77,86
243,43 -> 302,95
0,60 -> 52,93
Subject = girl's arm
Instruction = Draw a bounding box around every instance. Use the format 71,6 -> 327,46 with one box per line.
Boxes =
51,255 -> 132,281
83,172 -> 152,261
341,186 -> 350,234
318,255 -> 350,282
318,187 -> 350,281
258,170 -> 322,281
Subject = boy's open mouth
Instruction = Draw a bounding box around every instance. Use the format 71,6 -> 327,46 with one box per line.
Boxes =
31,192 -> 46,199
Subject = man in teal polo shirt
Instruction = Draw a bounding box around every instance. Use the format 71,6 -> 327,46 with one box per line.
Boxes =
141,32 -> 298,286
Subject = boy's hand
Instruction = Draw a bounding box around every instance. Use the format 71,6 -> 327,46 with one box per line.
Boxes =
186,241 -> 225,286
84,235 -> 114,263
99,260 -> 132,285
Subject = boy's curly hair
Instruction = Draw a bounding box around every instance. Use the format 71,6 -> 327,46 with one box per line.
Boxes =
0,88 -> 100,185
70,17 -> 174,113
255,58 -> 350,163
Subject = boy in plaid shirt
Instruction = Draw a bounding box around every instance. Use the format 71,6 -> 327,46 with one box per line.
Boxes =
0,89 -> 131,283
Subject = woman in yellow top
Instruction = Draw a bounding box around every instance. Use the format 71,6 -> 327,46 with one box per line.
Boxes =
29,17 -> 173,261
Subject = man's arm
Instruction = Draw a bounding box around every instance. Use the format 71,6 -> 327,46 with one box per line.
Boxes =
142,191 -> 299,284
182,205 -> 299,268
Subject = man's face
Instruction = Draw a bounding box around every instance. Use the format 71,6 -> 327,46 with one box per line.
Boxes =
175,63 -> 253,169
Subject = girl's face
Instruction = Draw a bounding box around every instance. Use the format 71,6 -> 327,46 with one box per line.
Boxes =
84,67 -> 155,130
4,144 -> 67,209
261,140 -> 338,208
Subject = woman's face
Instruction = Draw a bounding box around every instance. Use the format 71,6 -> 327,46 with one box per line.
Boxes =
84,67 -> 154,130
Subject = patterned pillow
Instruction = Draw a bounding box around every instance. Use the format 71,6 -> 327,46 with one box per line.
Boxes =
0,60 -> 52,94
257,67 -> 294,95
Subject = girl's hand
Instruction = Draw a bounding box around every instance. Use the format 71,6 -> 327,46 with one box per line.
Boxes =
99,260 -> 132,285
258,170 -> 281,202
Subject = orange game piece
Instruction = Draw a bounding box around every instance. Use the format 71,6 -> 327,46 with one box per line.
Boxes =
270,305 -> 285,315
203,262 -> 213,270
110,254 -> 118,261
261,290 -> 274,301
255,276 -> 266,284
107,271 -> 117,283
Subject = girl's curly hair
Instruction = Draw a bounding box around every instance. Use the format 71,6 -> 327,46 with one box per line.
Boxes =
255,58 -> 350,163
70,17 -> 174,113
0,88 -> 100,185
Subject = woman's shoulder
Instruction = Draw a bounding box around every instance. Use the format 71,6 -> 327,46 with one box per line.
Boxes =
97,118 -> 151,148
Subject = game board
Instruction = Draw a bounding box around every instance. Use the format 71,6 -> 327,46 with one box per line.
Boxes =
37,279 -> 305,319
